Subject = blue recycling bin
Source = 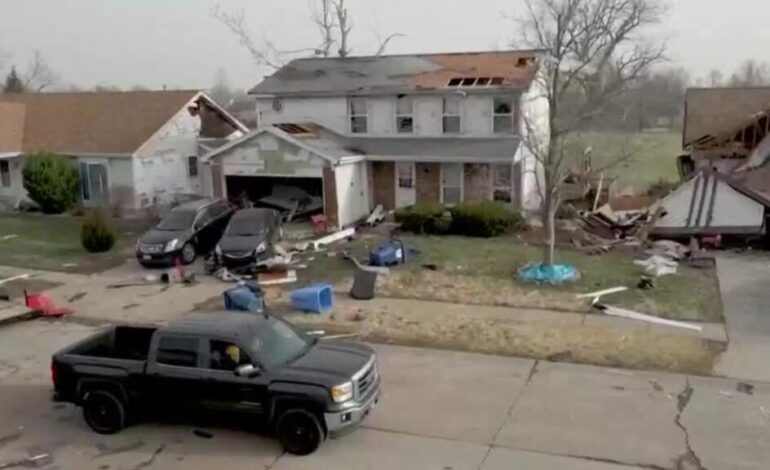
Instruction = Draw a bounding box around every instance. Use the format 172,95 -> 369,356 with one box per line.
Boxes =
223,283 -> 265,313
291,283 -> 334,314
369,239 -> 406,267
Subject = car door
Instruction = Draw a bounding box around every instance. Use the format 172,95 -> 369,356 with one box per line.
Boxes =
145,334 -> 206,413
201,339 -> 269,416
192,207 -> 215,252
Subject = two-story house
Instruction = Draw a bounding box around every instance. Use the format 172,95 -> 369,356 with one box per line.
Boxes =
201,51 -> 547,229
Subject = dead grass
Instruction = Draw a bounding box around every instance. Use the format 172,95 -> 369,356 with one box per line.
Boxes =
287,302 -> 722,375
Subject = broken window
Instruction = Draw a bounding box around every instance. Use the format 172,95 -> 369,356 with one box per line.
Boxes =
443,96 -> 462,134
187,156 -> 199,177
447,78 -> 463,87
493,96 -> 516,134
492,163 -> 513,203
490,77 -> 504,86
396,96 -> 414,134
461,77 -> 477,86
396,162 -> 414,189
476,77 -> 491,86
0,161 -> 9,187
349,97 -> 368,134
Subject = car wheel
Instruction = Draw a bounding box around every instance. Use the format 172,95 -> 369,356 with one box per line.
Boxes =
276,409 -> 325,456
180,242 -> 197,265
83,390 -> 127,435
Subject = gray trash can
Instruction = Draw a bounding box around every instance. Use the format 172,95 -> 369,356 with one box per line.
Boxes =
350,267 -> 378,300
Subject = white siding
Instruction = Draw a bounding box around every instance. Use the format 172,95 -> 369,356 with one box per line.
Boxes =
519,78 -> 549,211
335,161 -> 370,227
257,94 -> 522,138
218,133 -> 325,179
0,157 -> 27,203
133,100 -> 203,208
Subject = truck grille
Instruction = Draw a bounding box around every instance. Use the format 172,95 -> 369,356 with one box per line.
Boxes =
355,361 -> 377,399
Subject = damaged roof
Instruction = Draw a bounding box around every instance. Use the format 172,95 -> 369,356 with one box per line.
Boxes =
0,90 -> 206,155
249,50 -> 541,97
684,87 -> 770,147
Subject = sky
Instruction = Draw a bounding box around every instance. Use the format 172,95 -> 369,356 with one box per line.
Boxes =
0,0 -> 767,91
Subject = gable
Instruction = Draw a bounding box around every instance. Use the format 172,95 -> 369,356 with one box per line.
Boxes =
215,132 -> 327,177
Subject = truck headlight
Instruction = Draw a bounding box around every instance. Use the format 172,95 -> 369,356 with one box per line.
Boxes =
255,241 -> 267,253
331,382 -> 353,403
164,239 -> 179,253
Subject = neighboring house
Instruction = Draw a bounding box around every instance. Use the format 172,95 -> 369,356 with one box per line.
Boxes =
0,90 -> 247,213
201,50 -> 548,229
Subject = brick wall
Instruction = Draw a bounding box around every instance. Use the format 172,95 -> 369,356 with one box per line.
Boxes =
464,163 -> 491,202
322,166 -> 339,229
416,163 -> 440,203
371,161 -> 395,210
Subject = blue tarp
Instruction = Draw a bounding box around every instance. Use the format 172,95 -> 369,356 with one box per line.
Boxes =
518,263 -> 580,285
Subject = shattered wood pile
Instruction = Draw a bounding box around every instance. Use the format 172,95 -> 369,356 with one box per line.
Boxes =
567,196 -> 659,255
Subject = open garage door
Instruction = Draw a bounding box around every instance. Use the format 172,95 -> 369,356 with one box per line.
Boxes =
225,175 -> 324,220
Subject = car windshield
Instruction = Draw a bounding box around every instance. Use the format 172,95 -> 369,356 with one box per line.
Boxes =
250,317 -> 312,369
156,210 -> 195,231
226,217 -> 267,236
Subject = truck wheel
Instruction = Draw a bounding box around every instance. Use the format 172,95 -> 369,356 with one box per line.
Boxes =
276,409 -> 325,456
83,390 -> 127,434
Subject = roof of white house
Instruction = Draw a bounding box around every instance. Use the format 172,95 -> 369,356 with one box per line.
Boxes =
249,50 -> 541,97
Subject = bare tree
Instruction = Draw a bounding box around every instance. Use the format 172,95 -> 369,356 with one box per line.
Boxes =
729,60 -> 770,87
312,0 -> 336,57
374,32 -> 406,57
23,51 -> 58,92
707,69 -> 724,87
516,0 -> 667,265
209,67 -> 236,106
333,0 -> 352,57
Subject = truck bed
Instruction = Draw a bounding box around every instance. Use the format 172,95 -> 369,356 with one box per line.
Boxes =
66,326 -> 156,361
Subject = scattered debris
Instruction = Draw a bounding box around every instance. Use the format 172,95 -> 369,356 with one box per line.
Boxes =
193,430 -> 214,439
736,382 -> 754,395
637,276 -> 655,290
369,239 -> 407,267
0,234 -> 18,241
61,263 -> 79,268
592,301 -> 702,332
366,205 -> 386,227
422,263 -> 439,271
310,227 -> 355,251
68,292 -> 87,303
322,333 -> 360,340
518,263 -> 580,285
0,274 -> 30,286
223,283 -> 266,313
649,380 -> 664,392
258,185 -> 323,221
0,453 -> 52,469
291,283 -> 333,313
634,255 -> 678,277
576,286 -> 628,300
24,290 -> 73,318
123,304 -> 140,310
257,270 -> 297,286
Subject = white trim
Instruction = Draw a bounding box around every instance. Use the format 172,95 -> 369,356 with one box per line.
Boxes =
196,92 -> 250,134
395,95 -> 414,135
492,95 -> 516,135
442,95 -> 463,135
0,152 -> 22,160
366,154 -> 513,164
440,162 -> 464,204
349,97 -> 369,135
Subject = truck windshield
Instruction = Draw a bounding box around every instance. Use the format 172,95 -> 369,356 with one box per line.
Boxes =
251,317 -> 312,369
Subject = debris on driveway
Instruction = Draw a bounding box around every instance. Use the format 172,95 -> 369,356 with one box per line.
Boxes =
592,300 -> 702,332
257,270 -> 297,286
634,255 -> 678,277
577,286 -> 628,300
736,382 -> 755,395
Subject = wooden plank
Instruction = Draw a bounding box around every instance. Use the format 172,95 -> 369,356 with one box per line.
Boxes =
685,175 -> 701,228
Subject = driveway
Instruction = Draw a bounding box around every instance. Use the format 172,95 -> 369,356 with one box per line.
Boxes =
714,253 -> 770,382
1,320 -> 768,470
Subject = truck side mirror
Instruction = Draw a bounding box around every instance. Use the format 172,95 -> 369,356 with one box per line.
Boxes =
235,364 -> 261,378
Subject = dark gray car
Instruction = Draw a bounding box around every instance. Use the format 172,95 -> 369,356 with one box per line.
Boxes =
215,208 -> 283,268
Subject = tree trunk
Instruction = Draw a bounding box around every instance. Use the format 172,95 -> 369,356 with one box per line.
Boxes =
541,189 -> 556,267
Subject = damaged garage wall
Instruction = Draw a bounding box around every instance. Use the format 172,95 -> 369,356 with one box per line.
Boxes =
133,100 -> 204,209
217,133 -> 325,178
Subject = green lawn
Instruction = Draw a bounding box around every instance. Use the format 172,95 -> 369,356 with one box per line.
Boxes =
301,233 -> 722,322
0,214 -> 153,274
568,131 -> 682,191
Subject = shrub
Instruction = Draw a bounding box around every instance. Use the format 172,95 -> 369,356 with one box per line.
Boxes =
22,152 -> 80,214
394,202 -> 448,234
449,201 -> 525,237
81,210 -> 116,253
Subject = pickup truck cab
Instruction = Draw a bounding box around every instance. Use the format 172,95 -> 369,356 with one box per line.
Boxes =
52,313 -> 380,455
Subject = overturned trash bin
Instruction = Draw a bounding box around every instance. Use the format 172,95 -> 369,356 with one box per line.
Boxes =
291,283 -> 334,314
223,283 -> 266,313
350,266 -> 379,300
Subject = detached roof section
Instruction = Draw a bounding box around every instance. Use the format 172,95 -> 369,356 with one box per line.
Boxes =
250,50 -> 541,97
684,87 -> 770,148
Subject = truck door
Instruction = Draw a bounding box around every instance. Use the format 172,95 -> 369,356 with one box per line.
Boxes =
201,339 -> 268,415
146,334 -> 206,410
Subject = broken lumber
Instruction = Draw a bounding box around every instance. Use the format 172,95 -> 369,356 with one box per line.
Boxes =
592,301 -> 702,332
0,274 -> 30,286
366,205 -> 386,226
311,227 -> 355,251
576,286 -> 628,299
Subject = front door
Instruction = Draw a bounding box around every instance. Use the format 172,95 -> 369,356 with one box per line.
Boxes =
395,162 -> 416,208
80,162 -> 109,204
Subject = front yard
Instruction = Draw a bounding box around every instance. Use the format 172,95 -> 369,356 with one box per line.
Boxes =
300,233 -> 722,323
0,214 -> 152,274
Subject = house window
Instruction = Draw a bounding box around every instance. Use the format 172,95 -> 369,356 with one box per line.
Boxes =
0,161 -> 10,187
396,162 -> 414,189
396,96 -> 414,134
492,163 -> 513,203
443,96 -> 461,134
80,162 -> 109,202
441,163 -> 463,204
349,97 -> 368,134
493,96 -> 518,134
187,156 -> 199,177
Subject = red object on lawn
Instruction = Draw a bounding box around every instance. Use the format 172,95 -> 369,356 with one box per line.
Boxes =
24,290 -> 73,318
311,214 -> 327,235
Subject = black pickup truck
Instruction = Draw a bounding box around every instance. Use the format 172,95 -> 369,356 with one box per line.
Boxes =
51,312 -> 380,455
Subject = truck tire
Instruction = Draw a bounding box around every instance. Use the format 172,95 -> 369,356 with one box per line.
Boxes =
275,408 -> 325,456
83,390 -> 127,435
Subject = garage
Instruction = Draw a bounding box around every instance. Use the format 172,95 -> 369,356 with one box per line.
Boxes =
202,125 -> 370,229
